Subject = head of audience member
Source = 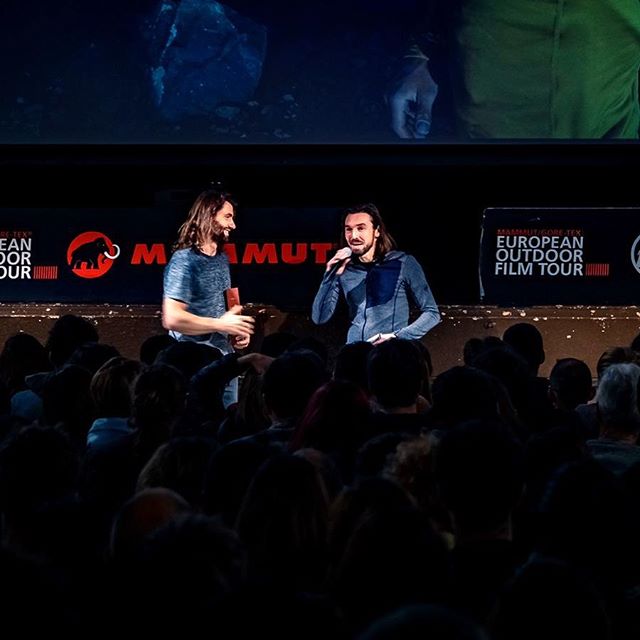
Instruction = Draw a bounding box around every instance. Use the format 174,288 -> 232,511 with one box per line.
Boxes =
131,365 -> 188,470
155,340 -> 222,380
139,333 -> 177,366
329,476 -> 417,572
41,364 -> 94,444
110,487 -> 190,562
0,426 -> 78,540
67,342 -> 120,375
90,357 -> 143,419
327,477 -> 428,637
136,436 -> 217,509
0,546 -> 74,635
294,448 -> 344,503
383,434 -> 439,518
518,427 -> 588,551
359,604 -> 488,640
0,333 -> 50,395
215,582 -> 342,640
503,322 -> 545,376
286,335 -> 330,369
548,357 -> 594,411
354,432 -> 414,479
186,359 -> 235,431
463,337 -> 484,366
334,341 -> 374,395
472,344 -> 532,410
368,339 -> 426,413
221,365 -> 270,442
258,331 -> 298,358
290,380 -> 371,479
261,349 -> 328,425
536,459 -> 640,588
45,314 -> 99,369
330,502 -> 449,635
430,366 -> 501,428
203,439 -> 277,527
595,362 -> 640,441
131,364 -> 187,452
235,453 -> 329,591
411,340 -> 434,405
523,426 -> 587,509
435,419 -> 525,541
491,558 -> 611,640
596,346 -> 640,383
475,342 -> 556,437
463,336 -> 504,366
134,514 -> 246,635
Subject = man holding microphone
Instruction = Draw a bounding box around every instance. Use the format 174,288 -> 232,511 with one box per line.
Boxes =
312,203 -> 440,345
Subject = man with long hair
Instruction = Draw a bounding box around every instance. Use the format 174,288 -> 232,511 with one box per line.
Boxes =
312,203 -> 440,345
162,187 -> 254,402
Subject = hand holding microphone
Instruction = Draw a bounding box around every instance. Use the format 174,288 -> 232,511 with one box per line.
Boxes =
326,247 -> 352,276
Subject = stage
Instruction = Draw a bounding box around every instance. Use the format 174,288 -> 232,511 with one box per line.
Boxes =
2,142 -> 640,381
3,303 -> 638,380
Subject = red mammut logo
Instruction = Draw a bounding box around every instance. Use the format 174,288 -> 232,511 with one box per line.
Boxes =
67,232 -> 121,279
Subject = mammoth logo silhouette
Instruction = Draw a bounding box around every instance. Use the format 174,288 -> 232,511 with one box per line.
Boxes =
67,232 -> 121,279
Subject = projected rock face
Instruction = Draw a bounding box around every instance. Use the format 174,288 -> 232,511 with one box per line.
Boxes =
0,0 -> 416,142
142,0 -> 267,121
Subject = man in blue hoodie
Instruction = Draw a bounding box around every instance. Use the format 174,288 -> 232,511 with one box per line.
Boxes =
312,203 -> 440,345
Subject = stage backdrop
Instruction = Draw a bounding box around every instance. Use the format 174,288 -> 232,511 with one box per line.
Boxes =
480,208 -> 640,305
0,205 -> 342,310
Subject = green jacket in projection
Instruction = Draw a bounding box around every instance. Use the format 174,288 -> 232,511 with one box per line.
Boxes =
400,0 -> 640,138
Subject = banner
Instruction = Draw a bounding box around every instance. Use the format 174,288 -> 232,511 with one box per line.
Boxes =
480,208 -> 640,305
0,205 -> 341,310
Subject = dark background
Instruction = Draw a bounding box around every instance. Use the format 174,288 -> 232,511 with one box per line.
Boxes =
0,0 -> 423,144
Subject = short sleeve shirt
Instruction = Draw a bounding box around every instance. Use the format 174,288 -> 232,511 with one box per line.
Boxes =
163,247 -> 232,354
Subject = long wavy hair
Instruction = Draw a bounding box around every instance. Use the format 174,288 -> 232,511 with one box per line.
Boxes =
339,203 -> 397,261
173,188 -> 236,252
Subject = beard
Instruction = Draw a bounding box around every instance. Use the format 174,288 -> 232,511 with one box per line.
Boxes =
350,239 -> 374,256
211,220 -> 229,246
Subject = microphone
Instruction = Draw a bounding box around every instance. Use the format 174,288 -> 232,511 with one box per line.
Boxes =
326,247 -> 352,276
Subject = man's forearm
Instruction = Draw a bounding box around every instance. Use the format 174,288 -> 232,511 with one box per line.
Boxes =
311,275 -> 340,325
162,304 -> 220,335
396,307 -> 441,340
396,255 -> 441,339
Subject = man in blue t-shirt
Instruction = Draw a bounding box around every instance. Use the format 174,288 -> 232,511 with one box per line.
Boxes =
162,187 -> 255,402
312,203 -> 440,345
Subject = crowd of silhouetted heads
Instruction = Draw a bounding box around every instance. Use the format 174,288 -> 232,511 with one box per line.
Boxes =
1,316 -> 640,638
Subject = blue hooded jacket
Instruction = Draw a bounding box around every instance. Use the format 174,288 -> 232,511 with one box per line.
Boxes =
312,251 -> 440,343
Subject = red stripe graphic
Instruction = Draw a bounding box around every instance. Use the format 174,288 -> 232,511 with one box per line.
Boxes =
33,266 -> 59,280
585,264 -> 609,277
